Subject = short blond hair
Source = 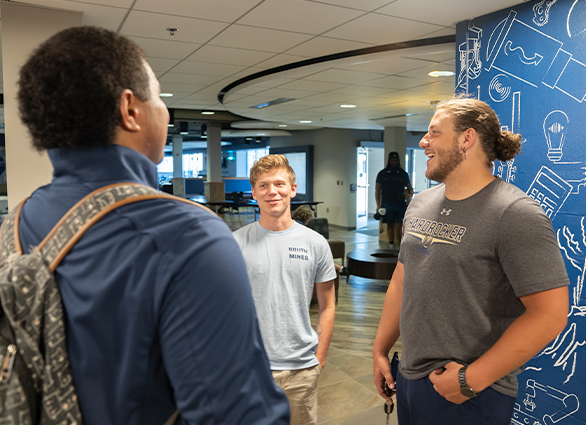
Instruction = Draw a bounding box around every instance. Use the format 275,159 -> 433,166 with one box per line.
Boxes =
249,154 -> 296,188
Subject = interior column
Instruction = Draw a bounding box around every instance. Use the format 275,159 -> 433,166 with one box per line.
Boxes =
204,122 -> 224,201
172,133 -> 184,195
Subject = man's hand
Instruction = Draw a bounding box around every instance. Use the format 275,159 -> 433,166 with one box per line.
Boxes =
316,350 -> 326,369
428,362 -> 470,404
373,354 -> 395,402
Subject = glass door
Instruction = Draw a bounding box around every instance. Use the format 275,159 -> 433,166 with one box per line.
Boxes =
356,147 -> 369,229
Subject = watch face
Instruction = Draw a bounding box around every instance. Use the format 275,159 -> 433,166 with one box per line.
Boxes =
460,386 -> 476,398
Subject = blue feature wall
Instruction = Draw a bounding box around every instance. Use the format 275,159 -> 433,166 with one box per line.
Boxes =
457,1 -> 586,423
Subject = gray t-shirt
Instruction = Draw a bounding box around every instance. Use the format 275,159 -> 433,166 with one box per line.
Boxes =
398,178 -> 569,397
233,221 -> 336,370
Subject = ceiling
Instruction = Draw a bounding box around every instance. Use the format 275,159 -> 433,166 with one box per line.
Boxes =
1,0 -> 529,134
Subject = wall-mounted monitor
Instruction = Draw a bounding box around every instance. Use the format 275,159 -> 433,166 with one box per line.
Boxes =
269,145 -> 314,201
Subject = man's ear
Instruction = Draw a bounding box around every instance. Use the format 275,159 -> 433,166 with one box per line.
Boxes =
462,128 -> 477,149
290,183 -> 297,199
119,89 -> 141,132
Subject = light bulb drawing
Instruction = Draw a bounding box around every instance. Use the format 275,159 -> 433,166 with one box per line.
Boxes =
544,110 -> 569,162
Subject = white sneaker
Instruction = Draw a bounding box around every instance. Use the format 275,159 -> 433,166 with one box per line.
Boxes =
389,243 -> 395,249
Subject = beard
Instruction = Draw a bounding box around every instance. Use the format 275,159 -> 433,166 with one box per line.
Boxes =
426,137 -> 463,183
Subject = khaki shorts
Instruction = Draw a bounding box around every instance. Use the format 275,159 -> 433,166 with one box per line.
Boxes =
272,364 -> 322,425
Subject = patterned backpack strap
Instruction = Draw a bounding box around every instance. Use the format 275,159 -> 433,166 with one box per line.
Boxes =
36,182 -> 213,271
0,200 -> 27,267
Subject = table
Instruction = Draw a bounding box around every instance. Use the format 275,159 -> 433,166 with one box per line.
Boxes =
347,248 -> 398,280
290,201 -> 323,217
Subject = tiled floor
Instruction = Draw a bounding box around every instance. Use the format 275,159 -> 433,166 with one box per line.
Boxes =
231,212 -> 401,424
310,224 -> 400,425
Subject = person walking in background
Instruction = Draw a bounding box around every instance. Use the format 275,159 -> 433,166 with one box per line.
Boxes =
375,152 -> 414,249
372,97 -> 569,425
15,26 -> 289,425
234,155 -> 337,425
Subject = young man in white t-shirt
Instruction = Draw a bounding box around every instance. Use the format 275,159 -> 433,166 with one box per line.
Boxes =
233,155 -> 336,425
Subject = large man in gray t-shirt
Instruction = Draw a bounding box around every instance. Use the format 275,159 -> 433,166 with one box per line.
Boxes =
233,154 -> 336,425
372,98 -> 569,425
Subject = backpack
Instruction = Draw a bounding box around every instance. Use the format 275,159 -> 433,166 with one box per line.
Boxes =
0,183 -> 209,424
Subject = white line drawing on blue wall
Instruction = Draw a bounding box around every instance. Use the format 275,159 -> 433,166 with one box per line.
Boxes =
495,92 -> 523,183
486,10 -> 586,102
544,111 -> 569,162
457,24 -> 482,92
490,74 -> 512,102
511,380 -> 580,425
533,0 -> 559,27
505,40 -> 544,65
567,0 -> 586,38
526,166 -> 572,219
557,217 -> 585,307
531,219 -> 586,386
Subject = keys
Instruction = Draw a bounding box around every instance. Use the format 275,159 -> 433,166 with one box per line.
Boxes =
384,399 -> 393,424
383,379 -> 394,423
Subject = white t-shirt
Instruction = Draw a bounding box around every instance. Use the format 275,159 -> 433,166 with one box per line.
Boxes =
233,221 -> 336,370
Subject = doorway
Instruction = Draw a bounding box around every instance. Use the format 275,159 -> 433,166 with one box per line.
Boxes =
356,147 -> 368,229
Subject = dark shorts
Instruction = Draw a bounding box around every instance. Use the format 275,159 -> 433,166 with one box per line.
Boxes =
396,370 -> 516,425
381,203 -> 407,224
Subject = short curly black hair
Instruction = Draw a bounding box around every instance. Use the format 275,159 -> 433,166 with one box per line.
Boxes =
18,26 -> 151,151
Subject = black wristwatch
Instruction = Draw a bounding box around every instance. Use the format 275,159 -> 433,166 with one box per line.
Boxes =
458,366 -> 477,398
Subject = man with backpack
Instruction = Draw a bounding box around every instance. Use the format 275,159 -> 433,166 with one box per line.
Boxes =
8,26 -> 290,424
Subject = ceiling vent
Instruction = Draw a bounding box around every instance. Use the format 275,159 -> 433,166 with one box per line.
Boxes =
250,97 -> 295,109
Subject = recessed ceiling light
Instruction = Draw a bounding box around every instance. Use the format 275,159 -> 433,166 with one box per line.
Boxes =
179,132 -> 188,135
340,104 -> 357,108
300,120 -> 312,124
428,71 -> 455,77
201,111 -> 214,115
201,135 -> 207,138
160,93 -> 173,97
168,124 -> 175,127
278,124 -> 287,127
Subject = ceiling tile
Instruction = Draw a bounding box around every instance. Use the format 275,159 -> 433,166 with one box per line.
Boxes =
171,61 -> 247,77
376,0 -> 524,28
187,45 -> 274,66
237,0 -> 363,35
120,10 -> 229,43
358,75 -> 426,90
411,27 -> 456,41
18,0 -> 127,30
328,86 -> 396,97
304,0 -> 397,12
305,68 -> 384,84
133,0 -> 263,22
286,36 -> 375,57
277,80 -> 347,92
51,0 -> 133,6
159,71 -> 224,87
339,56 -> 434,75
209,25 -> 313,53
146,57 -> 182,73
227,78 -> 294,97
128,36 -> 201,60
160,82 -> 208,93
303,92 -> 357,103
253,54 -> 311,70
323,13 -> 444,45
